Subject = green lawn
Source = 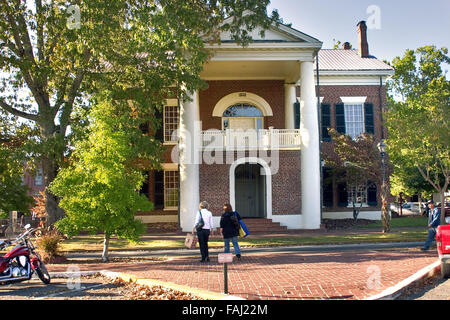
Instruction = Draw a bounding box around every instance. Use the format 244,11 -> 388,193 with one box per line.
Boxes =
356,216 -> 428,229
59,226 -> 428,254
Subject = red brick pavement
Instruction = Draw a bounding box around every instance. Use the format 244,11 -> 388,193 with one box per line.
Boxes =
48,249 -> 437,300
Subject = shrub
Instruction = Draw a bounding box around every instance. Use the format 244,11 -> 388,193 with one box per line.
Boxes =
36,228 -> 65,263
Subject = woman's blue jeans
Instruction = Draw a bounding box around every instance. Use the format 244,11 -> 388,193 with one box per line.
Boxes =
224,236 -> 241,255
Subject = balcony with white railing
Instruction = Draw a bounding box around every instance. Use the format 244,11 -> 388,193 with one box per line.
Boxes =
201,128 -> 301,150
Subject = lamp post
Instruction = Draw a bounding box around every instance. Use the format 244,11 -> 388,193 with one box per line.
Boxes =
377,139 -> 390,232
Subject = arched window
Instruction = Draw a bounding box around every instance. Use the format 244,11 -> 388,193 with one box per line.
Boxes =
223,104 -> 264,117
222,104 -> 264,130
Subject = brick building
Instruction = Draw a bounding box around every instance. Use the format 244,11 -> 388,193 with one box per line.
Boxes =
137,17 -> 394,232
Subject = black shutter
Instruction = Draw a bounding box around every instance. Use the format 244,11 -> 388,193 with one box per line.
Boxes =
322,167 -> 334,207
154,170 -> 164,209
367,181 -> 378,206
335,103 -> 346,134
321,103 -> 331,141
294,101 -> 301,129
364,103 -> 375,135
337,182 -> 348,207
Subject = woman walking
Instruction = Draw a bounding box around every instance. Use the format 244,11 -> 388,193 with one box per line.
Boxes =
220,203 -> 242,260
192,201 -> 214,263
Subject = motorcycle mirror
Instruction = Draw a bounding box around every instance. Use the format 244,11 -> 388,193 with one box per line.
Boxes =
24,224 -> 31,230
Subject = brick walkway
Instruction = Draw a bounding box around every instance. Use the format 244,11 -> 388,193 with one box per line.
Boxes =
48,248 -> 437,300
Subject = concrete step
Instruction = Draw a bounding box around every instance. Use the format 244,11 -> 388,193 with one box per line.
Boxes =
241,219 -> 288,233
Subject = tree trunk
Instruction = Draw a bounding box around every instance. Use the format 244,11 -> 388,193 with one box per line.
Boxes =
102,233 -> 110,263
42,156 -> 65,226
381,184 -> 390,233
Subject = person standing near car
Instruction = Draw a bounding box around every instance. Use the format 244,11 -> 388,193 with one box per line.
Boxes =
192,201 -> 214,263
421,200 -> 441,251
220,203 -> 242,260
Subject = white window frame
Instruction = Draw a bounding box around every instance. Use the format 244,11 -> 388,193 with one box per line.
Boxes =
163,169 -> 179,211
344,103 -> 365,140
340,96 -> 367,140
163,102 -> 179,145
347,183 -> 369,208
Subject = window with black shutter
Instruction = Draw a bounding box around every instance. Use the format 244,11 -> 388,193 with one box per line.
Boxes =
294,101 -> 300,129
367,181 -> 378,206
139,171 -> 150,199
321,103 -> 331,141
337,182 -> 348,207
322,167 -> 334,207
364,103 -> 375,135
154,170 -> 164,209
335,103 -> 346,134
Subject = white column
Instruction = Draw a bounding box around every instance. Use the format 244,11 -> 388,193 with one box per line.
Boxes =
284,83 -> 296,129
299,61 -> 321,229
179,90 -> 200,232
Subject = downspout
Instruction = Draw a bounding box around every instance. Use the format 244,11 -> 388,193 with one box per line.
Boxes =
316,51 -> 323,224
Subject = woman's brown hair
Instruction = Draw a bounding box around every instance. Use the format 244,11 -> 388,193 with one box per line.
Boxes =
223,203 -> 233,212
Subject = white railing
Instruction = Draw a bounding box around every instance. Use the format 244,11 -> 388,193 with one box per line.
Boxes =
201,128 -> 301,150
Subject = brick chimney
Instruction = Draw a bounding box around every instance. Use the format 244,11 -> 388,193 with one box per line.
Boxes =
357,21 -> 369,57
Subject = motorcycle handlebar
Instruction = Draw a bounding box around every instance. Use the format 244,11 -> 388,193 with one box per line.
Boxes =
8,228 -> 37,246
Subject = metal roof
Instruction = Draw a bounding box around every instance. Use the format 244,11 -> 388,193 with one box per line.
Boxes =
316,49 -> 393,72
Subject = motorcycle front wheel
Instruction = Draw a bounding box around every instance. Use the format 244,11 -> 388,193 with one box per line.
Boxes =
35,259 -> 51,284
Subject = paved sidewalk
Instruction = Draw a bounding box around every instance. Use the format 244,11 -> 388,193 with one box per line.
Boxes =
48,246 -> 438,300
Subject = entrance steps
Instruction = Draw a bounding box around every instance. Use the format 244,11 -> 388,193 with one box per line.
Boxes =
241,218 -> 288,233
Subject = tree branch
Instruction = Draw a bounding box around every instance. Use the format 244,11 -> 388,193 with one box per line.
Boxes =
0,98 -> 39,122
58,48 -> 93,134
417,165 -> 440,192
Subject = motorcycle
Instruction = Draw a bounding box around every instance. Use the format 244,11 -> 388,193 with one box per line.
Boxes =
0,224 -> 51,285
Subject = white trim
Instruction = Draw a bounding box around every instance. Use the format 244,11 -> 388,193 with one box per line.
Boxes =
318,70 -> 394,77
212,92 -> 273,117
207,49 -> 317,62
340,96 -> 367,104
315,75 -> 391,86
165,99 -> 178,107
218,10 -> 322,46
163,105 -> 179,143
161,163 -> 178,171
163,169 -> 179,210
229,157 -> 272,220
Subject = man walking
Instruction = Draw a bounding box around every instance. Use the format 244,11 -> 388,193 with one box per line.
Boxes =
421,200 -> 441,251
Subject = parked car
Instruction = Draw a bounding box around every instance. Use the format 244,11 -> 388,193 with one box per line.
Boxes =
390,202 -> 427,216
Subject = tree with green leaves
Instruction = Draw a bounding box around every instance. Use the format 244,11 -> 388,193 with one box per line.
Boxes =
324,129 -> 389,232
386,46 -> 450,224
49,94 -> 162,262
0,0 -> 280,225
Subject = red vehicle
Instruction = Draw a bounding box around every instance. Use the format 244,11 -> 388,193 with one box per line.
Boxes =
436,224 -> 450,278
0,224 -> 50,285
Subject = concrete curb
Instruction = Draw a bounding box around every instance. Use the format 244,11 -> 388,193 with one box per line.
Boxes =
365,259 -> 441,300
50,270 -> 245,301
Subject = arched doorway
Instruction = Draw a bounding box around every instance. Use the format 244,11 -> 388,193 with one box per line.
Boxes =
234,163 -> 266,218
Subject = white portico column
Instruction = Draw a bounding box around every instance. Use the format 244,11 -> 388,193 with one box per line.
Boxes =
299,61 -> 321,229
284,83 -> 296,129
179,90 -> 200,232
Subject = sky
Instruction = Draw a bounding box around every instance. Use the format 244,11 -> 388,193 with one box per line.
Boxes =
268,0 -> 450,64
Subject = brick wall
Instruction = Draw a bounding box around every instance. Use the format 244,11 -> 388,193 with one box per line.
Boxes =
318,84 -> 389,212
318,85 -> 387,141
199,80 -> 285,130
199,150 -> 301,217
